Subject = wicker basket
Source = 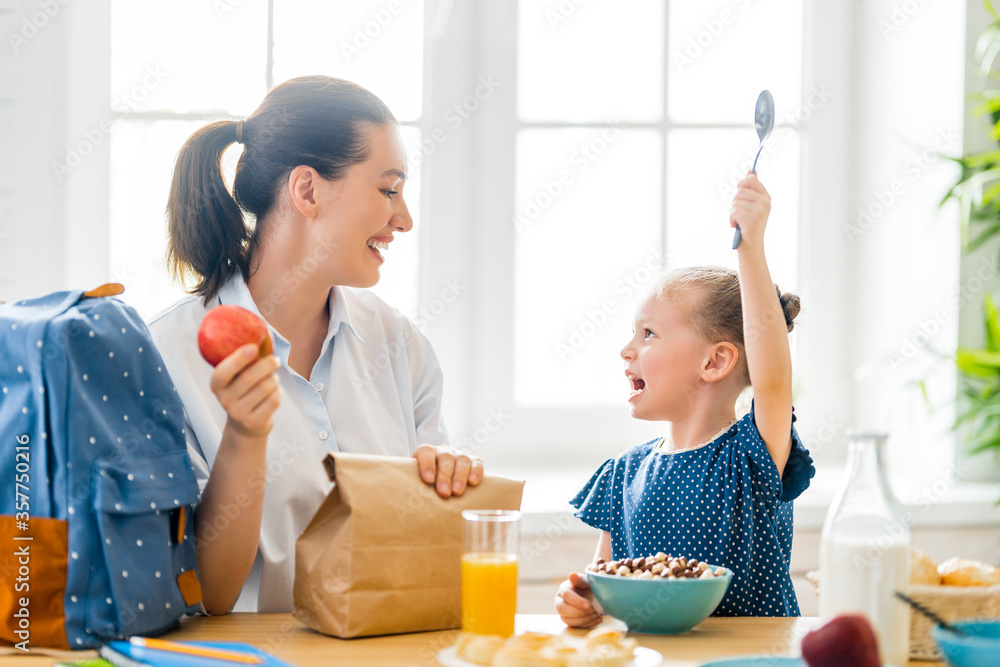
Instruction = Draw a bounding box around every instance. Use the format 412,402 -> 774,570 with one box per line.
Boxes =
806,571 -> 1000,661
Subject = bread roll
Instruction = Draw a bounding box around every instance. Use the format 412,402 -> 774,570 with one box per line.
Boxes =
493,644 -> 568,667
583,627 -> 625,649
566,645 -> 629,667
910,548 -> 940,585
460,627 -> 638,667
503,632 -> 563,652
938,557 -> 1000,587
455,632 -> 505,665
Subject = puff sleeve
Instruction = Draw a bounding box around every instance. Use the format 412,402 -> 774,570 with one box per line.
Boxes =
570,458 -> 616,532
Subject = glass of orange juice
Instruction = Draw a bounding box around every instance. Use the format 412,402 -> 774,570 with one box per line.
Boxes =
461,509 -> 520,637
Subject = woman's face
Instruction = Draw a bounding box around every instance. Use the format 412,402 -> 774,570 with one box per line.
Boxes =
313,123 -> 412,288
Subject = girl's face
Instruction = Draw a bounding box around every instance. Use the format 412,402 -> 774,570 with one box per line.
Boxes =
312,123 -> 412,288
620,293 -> 709,421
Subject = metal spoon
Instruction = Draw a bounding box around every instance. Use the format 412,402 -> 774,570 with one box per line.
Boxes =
733,89 -> 774,249
894,591 -> 968,636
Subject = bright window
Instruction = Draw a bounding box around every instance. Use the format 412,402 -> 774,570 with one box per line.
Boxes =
513,0 -> 804,410
105,0 -> 831,468
109,0 -> 423,320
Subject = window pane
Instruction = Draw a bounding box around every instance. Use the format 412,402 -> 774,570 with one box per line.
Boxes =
272,0 -> 424,122
518,0 -> 665,123
665,128 -> 800,291
110,1 -> 267,114
667,1 -> 803,124
368,125 -> 421,319
514,128 -> 663,408
110,120 -> 204,319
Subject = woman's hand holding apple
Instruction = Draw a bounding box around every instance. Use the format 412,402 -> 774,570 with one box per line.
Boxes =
199,306 -> 282,439
209,344 -> 283,439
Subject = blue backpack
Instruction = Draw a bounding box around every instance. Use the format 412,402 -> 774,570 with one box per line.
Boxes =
0,285 -> 201,650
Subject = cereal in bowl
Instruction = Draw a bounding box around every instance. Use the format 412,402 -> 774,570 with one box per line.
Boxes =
586,552 -> 727,579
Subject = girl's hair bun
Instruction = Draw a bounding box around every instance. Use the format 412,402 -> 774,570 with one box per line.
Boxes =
776,287 -> 801,332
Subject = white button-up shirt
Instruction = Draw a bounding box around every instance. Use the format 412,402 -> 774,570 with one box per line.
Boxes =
147,275 -> 448,612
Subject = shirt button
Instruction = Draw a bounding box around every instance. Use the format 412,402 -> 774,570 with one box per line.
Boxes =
318,430 -> 329,441
315,382 -> 324,391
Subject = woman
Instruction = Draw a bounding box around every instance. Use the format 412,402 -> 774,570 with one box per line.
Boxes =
148,76 -> 483,614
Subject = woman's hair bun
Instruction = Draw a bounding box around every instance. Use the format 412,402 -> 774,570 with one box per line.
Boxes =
776,287 -> 801,332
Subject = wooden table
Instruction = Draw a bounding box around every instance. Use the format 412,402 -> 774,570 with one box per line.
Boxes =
3,614 -> 944,666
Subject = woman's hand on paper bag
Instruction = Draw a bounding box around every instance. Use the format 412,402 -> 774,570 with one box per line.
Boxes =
555,572 -> 603,628
413,444 -> 484,498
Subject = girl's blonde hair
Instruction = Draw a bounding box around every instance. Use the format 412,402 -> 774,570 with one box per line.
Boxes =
653,266 -> 801,388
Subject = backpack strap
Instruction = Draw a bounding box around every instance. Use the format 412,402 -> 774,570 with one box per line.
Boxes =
82,283 -> 124,299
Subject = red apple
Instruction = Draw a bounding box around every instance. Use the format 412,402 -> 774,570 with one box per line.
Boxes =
801,614 -> 881,667
197,305 -> 273,367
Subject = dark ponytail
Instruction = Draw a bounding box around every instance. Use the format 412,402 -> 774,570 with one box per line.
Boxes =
165,76 -> 396,304
166,121 -> 247,303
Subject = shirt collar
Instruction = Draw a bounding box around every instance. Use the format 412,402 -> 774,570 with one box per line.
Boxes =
327,285 -> 364,344
216,274 -> 364,346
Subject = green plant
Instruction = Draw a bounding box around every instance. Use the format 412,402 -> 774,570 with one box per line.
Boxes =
947,1 -> 1000,464
955,293 -> 1000,456
945,2 -> 1000,252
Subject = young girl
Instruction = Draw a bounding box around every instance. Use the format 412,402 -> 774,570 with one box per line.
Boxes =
147,77 -> 483,615
555,174 -> 814,623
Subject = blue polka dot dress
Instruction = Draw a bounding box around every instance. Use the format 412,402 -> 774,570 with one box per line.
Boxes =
571,403 -> 815,617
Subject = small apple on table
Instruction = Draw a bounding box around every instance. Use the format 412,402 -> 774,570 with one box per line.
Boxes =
801,614 -> 882,667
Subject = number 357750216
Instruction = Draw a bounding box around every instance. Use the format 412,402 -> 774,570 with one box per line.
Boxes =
14,434 -> 29,523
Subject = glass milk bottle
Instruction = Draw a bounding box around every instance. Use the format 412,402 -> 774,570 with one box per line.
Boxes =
819,432 -> 911,666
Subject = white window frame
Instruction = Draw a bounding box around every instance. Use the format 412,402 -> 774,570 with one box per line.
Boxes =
420,0 -> 853,471
26,0 -> 953,479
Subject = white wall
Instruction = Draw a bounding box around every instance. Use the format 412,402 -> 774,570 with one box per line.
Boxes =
838,0 -> 968,495
0,0 -> 110,303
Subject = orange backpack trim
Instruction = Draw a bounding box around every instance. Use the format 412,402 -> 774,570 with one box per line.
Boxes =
175,569 -> 202,608
0,515 -> 70,649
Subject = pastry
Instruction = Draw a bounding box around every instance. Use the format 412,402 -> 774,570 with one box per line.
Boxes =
494,644 -> 569,667
583,626 -> 626,649
460,626 -> 638,667
456,632 -> 506,665
566,644 -> 630,667
938,557 -> 1000,586
910,548 -> 940,585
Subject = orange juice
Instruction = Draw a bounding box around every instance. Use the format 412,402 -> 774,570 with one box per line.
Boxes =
461,552 -> 518,637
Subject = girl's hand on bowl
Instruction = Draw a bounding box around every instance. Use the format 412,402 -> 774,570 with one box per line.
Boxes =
556,572 -> 603,628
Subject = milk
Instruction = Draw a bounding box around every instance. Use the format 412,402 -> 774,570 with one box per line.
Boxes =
819,432 -> 911,667
819,536 -> 911,667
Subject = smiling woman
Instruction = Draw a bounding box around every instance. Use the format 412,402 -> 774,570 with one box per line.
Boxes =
144,76 -> 483,615
164,76 -> 399,303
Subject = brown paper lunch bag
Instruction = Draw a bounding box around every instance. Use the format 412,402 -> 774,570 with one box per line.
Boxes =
292,452 -> 525,638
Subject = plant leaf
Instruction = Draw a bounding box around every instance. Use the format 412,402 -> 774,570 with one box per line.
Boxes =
986,293 -> 1000,352
956,348 -> 1000,376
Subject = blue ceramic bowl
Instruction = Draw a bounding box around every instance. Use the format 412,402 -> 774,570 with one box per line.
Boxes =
932,620 -> 1000,667
586,565 -> 732,634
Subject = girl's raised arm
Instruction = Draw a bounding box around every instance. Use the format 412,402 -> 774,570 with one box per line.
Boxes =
730,174 -> 793,476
